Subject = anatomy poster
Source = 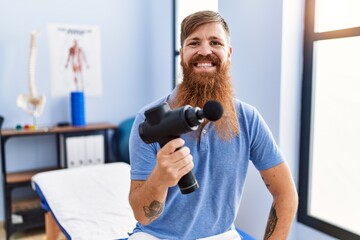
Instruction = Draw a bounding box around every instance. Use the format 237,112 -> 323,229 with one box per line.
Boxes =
48,24 -> 102,96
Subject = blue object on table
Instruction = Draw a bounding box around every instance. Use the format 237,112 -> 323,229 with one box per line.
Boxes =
70,91 -> 86,126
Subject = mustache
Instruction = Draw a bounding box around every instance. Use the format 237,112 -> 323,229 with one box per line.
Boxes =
188,54 -> 221,67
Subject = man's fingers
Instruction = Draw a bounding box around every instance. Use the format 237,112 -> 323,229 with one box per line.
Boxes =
176,154 -> 193,169
172,146 -> 190,161
178,158 -> 194,176
159,138 -> 185,155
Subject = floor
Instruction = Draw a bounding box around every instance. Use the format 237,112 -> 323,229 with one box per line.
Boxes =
0,225 -> 45,240
0,224 -> 66,240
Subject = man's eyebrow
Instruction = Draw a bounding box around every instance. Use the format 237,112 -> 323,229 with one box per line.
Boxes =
186,36 -> 223,42
186,37 -> 201,42
208,36 -> 223,41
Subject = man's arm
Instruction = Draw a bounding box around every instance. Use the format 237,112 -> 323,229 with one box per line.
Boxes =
129,138 -> 193,225
260,162 -> 298,240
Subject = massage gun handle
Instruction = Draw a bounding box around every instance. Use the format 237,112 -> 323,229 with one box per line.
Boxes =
158,137 -> 199,195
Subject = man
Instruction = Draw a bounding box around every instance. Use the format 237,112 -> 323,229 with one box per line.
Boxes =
128,10 -> 298,240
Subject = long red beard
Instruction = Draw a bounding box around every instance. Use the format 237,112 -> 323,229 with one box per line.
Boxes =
172,56 -> 239,141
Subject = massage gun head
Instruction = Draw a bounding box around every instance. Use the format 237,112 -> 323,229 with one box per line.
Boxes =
198,100 -> 224,121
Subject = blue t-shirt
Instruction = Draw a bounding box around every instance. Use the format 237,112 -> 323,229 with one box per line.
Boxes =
129,95 -> 284,239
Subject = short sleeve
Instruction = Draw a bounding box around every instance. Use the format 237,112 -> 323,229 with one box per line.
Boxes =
129,113 -> 159,180
248,107 -> 284,171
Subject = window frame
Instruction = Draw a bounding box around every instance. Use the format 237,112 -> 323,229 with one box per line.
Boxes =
298,0 -> 360,239
172,0 -> 178,88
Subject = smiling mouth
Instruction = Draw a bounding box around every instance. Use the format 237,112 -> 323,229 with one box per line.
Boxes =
194,62 -> 215,68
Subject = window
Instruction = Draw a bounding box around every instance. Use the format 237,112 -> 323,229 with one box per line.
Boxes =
299,0 -> 360,239
173,0 -> 218,87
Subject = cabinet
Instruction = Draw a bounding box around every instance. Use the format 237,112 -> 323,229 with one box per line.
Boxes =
0,122 -> 116,239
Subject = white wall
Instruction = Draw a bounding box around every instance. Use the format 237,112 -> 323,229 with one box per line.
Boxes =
279,0 -> 303,239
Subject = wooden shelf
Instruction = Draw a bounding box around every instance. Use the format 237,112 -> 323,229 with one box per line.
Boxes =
12,197 -> 41,213
6,167 -> 59,184
1,122 -> 117,137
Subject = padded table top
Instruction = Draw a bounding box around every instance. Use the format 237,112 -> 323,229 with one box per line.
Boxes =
32,162 -> 136,240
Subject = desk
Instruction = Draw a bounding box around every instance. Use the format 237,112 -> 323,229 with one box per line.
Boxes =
0,123 -> 117,239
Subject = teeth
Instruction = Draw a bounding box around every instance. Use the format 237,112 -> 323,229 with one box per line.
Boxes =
197,63 -> 213,68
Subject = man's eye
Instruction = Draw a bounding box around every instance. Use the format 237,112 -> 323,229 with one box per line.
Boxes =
188,42 -> 199,46
211,41 -> 222,46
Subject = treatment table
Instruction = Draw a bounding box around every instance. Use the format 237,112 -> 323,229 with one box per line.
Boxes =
31,162 -> 136,240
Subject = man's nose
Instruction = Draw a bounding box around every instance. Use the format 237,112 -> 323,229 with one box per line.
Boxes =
197,45 -> 212,56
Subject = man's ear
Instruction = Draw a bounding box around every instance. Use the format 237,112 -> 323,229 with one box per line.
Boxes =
228,46 -> 233,59
179,48 -> 183,64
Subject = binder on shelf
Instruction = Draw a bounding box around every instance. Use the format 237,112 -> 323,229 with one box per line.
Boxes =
63,134 -> 105,168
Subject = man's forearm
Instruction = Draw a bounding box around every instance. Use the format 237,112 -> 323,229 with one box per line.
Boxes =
129,176 -> 169,225
263,194 -> 298,240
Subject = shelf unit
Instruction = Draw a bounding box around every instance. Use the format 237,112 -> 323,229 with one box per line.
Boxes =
0,122 -> 117,239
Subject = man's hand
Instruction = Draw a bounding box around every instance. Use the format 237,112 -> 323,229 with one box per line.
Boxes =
152,138 -> 194,188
